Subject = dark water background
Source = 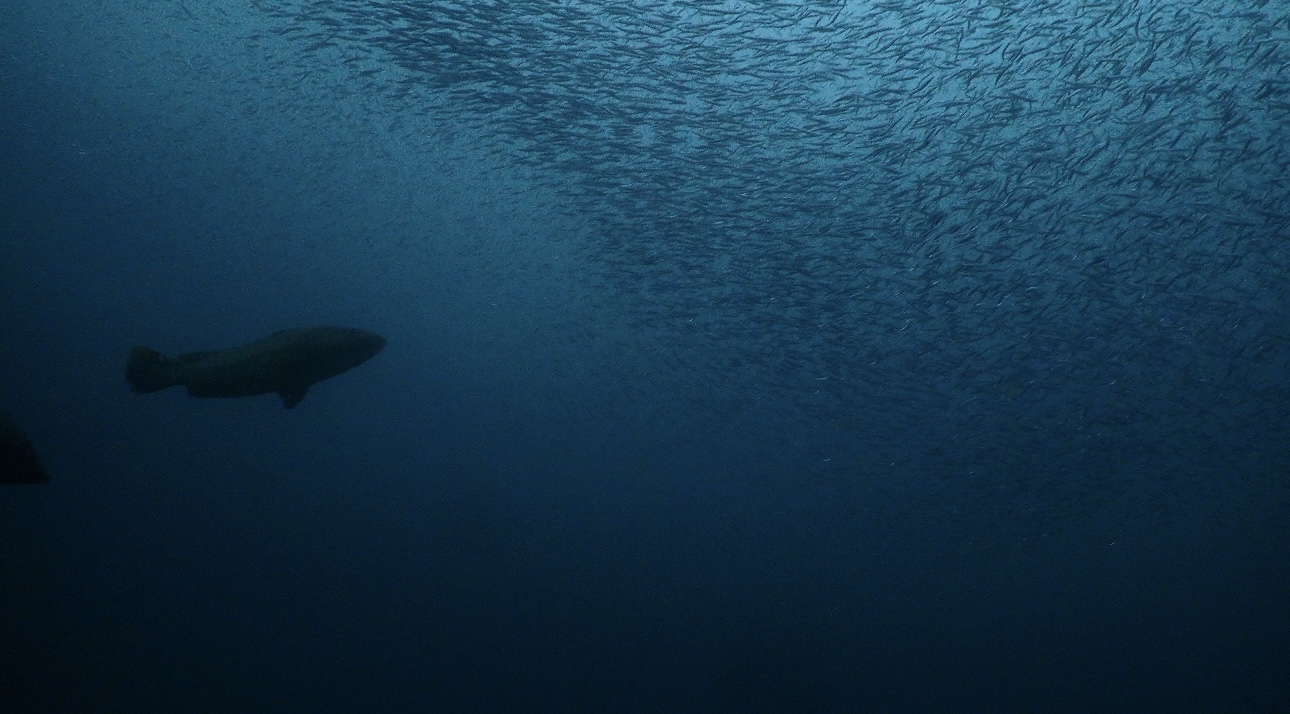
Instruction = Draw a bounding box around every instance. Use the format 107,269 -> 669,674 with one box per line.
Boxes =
2,0 -> 1288,711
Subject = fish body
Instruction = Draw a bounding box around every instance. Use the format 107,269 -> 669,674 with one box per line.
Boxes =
0,413 -> 49,484
126,327 -> 385,409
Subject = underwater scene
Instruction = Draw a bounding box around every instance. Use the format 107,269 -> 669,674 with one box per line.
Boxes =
1,0 -> 1287,711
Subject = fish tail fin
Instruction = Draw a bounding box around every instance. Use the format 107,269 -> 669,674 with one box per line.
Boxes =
125,346 -> 179,393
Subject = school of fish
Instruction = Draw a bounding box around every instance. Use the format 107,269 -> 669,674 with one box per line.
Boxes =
259,0 -> 1288,503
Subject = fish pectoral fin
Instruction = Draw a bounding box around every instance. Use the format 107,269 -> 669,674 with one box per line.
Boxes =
279,384 -> 310,409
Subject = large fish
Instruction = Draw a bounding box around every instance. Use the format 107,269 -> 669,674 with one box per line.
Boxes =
0,412 -> 49,484
126,327 -> 386,409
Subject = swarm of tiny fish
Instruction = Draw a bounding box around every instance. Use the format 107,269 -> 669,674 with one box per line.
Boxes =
262,0 -> 1289,501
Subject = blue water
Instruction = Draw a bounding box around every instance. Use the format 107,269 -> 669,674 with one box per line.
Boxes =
2,1 -> 1288,711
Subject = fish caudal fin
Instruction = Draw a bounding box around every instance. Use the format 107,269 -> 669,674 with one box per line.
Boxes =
125,346 -> 180,393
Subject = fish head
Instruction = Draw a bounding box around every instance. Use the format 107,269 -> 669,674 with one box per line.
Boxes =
287,327 -> 387,380
329,327 -> 386,368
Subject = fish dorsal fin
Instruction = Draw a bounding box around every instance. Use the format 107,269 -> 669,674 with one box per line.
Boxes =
176,351 -> 218,363
280,384 -> 309,409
